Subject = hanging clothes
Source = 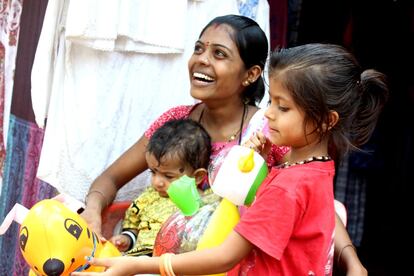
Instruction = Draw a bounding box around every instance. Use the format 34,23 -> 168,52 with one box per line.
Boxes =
0,0 -> 23,181
32,0 -> 273,202
0,1 -> 56,275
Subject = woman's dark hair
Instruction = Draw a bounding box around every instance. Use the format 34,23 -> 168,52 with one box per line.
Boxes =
200,14 -> 268,106
268,43 -> 389,159
147,119 -> 211,170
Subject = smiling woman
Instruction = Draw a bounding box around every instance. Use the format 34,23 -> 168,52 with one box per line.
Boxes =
81,16 -> 276,239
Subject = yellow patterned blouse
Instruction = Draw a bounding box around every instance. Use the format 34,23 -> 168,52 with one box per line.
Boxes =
122,186 -> 178,256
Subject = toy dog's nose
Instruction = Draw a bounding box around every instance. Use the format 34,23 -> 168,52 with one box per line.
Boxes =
43,258 -> 65,276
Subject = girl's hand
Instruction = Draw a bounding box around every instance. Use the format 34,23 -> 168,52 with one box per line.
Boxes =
70,256 -> 139,276
243,131 -> 271,158
109,234 -> 131,252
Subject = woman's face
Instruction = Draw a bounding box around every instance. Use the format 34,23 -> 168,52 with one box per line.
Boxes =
188,24 -> 248,103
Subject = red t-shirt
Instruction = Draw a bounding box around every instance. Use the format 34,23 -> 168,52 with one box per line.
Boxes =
230,161 -> 336,276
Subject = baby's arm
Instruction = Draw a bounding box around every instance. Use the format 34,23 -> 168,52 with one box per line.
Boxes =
113,199 -> 141,253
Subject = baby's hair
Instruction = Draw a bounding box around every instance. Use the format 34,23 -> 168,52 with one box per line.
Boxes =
147,119 -> 211,170
200,14 -> 268,106
269,43 -> 389,159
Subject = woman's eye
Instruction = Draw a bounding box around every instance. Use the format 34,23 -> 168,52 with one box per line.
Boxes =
214,49 -> 226,58
194,44 -> 203,53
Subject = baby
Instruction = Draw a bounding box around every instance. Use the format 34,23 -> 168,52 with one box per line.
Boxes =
109,118 -> 211,256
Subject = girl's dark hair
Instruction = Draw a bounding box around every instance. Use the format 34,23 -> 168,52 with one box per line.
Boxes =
269,43 -> 389,159
147,119 -> 211,169
200,14 -> 268,106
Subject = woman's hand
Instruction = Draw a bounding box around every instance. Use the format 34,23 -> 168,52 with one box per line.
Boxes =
80,206 -> 105,241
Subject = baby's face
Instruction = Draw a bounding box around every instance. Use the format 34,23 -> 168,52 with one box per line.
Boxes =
145,152 -> 194,197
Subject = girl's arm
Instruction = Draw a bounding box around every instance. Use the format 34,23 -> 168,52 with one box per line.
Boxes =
71,231 -> 253,276
81,135 -> 150,238
334,215 -> 368,276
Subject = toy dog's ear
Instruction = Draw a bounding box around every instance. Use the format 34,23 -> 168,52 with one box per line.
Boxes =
52,193 -> 85,214
0,204 -> 29,235
0,194 -> 85,235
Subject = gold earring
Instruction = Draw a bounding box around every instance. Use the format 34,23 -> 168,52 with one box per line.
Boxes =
243,80 -> 249,86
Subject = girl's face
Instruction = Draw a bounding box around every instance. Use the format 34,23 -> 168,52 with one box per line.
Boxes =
145,152 -> 195,197
265,78 -> 319,149
188,24 -> 247,103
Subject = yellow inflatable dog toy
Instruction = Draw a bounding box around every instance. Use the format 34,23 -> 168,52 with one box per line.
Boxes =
0,196 -> 121,276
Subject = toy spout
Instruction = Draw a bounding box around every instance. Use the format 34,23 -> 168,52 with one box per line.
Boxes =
238,149 -> 255,173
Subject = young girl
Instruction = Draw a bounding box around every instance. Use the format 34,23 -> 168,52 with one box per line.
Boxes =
74,43 -> 386,275
109,118 -> 211,255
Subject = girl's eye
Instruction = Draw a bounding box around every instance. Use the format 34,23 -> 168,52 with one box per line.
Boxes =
267,100 -> 271,106
278,106 -> 289,112
149,169 -> 155,175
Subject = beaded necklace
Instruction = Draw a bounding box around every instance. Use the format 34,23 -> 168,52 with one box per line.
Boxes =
281,155 -> 332,168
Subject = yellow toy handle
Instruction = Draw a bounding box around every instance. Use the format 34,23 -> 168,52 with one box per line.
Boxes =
238,149 -> 255,173
196,198 -> 240,276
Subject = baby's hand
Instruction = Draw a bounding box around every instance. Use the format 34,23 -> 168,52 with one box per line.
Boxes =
109,234 -> 131,252
242,131 -> 271,158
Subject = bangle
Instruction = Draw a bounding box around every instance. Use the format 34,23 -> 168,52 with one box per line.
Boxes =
121,231 -> 136,251
164,253 -> 176,276
85,190 -> 109,208
337,243 -> 356,267
160,253 -> 176,276
159,254 -> 167,276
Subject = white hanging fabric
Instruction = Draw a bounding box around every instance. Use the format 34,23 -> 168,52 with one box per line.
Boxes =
31,0 -> 244,202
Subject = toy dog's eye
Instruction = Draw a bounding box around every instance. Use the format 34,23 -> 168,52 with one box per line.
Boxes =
64,218 -> 83,240
19,226 -> 29,251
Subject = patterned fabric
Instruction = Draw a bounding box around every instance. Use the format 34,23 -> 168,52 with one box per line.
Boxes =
0,115 -> 57,276
122,186 -> 178,256
334,155 -> 366,246
0,43 -> 5,172
0,0 -> 23,176
0,1 -> 51,275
